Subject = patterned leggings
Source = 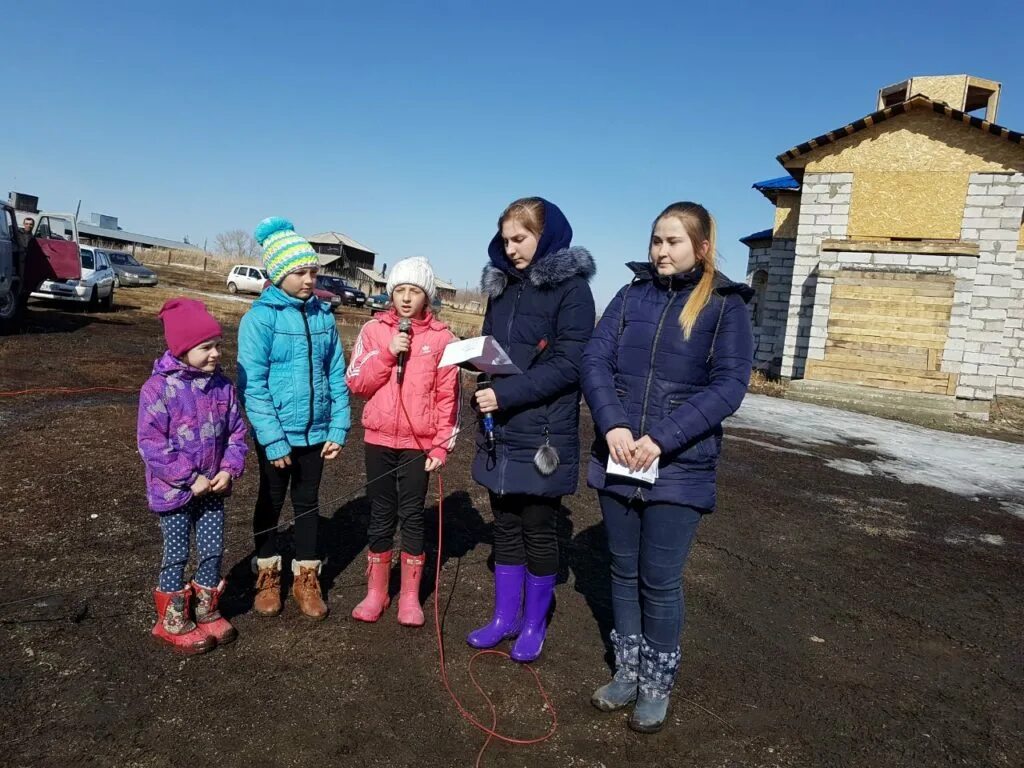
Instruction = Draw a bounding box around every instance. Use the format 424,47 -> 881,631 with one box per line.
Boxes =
158,495 -> 225,592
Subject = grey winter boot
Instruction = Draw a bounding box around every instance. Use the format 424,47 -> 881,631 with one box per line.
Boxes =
591,630 -> 640,712
629,639 -> 681,733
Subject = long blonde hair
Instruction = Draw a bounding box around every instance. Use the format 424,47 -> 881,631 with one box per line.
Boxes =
651,202 -> 717,340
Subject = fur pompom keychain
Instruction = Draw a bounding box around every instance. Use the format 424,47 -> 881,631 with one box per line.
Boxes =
534,428 -> 559,476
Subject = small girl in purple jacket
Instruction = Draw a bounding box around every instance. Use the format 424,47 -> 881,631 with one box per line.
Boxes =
138,298 -> 248,654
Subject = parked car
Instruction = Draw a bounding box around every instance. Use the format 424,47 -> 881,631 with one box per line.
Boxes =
226,264 -> 268,295
1,207 -> 83,333
31,245 -> 115,311
101,249 -> 158,287
256,276 -> 341,313
226,264 -> 340,311
316,275 -> 366,307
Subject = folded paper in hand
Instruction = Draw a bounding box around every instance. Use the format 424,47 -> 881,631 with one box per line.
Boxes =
605,456 -> 658,484
438,335 -> 522,375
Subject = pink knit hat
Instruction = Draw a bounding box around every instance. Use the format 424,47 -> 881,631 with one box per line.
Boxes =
158,298 -> 222,357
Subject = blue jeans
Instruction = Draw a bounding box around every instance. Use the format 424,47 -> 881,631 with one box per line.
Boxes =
598,492 -> 702,653
158,495 -> 226,592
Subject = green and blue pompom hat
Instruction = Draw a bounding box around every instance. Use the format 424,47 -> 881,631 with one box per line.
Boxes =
254,217 -> 319,284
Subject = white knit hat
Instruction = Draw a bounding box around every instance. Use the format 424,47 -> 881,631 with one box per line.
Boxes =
386,256 -> 436,300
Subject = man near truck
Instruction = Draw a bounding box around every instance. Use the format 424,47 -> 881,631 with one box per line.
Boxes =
17,217 -> 34,248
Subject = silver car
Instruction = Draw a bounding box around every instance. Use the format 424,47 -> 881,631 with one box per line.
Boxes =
101,250 -> 158,288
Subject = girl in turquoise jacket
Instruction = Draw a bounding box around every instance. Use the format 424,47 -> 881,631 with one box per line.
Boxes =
237,217 -> 350,620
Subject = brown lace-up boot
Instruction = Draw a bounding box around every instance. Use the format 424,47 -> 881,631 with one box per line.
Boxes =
252,555 -> 283,617
291,559 -> 328,620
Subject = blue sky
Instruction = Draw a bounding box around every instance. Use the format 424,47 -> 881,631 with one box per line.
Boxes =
4,0 -> 1022,307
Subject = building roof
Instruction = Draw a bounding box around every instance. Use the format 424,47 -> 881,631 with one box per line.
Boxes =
306,231 -> 376,255
77,222 -> 203,253
740,228 -> 774,246
356,267 -> 386,283
777,95 -> 1024,167
435,277 -> 456,291
752,175 -> 800,201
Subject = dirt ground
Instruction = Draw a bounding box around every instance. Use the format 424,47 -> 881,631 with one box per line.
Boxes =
1,272 -> 1022,768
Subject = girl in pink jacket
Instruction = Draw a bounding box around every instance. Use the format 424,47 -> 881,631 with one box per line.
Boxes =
345,257 -> 462,627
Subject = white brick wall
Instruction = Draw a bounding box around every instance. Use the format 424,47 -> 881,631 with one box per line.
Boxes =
780,173 -> 853,378
746,238 -> 795,375
958,172 -> 1024,401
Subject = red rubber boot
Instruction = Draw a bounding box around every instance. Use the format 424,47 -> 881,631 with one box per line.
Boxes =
151,587 -> 216,655
192,579 -> 238,645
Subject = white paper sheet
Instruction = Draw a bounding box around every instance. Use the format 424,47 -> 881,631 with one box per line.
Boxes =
605,456 -> 659,484
438,335 -> 522,375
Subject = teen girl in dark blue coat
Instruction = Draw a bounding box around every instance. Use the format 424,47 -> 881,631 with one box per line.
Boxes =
582,202 -> 753,732
467,197 -> 596,663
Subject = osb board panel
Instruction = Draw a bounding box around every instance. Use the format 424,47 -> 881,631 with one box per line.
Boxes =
827,328 -> 949,345
773,191 -> 800,239
810,267 -> 956,393
832,285 -> 955,300
833,269 -> 954,281
832,274 -> 956,289
849,171 -> 966,239
829,300 -> 953,320
828,312 -> 950,330
908,76 -> 968,109
826,338 -> 938,359
824,348 -> 931,369
790,109 -> 1024,172
804,362 -> 952,395
808,357 -> 950,380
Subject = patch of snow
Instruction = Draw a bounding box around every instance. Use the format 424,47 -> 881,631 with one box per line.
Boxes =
1003,503 -> 1024,520
731,396 -> 1024,513
189,289 -> 254,305
826,459 -> 873,476
945,531 -> 1005,547
729,435 -> 813,456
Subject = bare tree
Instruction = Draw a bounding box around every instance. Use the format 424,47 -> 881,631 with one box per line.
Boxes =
214,230 -> 261,263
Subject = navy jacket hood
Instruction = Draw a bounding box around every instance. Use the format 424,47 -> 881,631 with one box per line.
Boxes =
487,198 -> 573,275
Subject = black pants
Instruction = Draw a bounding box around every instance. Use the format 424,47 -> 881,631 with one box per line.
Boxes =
254,443 -> 325,561
489,492 -> 560,577
365,444 -> 429,556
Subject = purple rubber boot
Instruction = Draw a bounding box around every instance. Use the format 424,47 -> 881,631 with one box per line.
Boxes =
509,572 -> 556,663
466,564 -> 525,649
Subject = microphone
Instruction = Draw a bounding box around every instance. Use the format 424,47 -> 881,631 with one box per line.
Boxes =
396,317 -> 412,384
477,373 -> 495,450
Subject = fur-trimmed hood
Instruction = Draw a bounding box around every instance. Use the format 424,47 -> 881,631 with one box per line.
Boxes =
482,246 -> 596,297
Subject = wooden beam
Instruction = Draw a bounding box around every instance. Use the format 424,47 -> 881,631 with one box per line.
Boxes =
821,239 -> 980,256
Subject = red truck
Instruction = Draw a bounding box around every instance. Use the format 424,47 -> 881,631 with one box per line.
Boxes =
0,205 -> 82,333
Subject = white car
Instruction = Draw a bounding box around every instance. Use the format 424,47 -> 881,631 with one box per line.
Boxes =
31,245 -> 116,311
226,264 -> 269,295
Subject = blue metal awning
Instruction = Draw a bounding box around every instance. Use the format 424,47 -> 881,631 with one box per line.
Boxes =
752,175 -> 799,192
